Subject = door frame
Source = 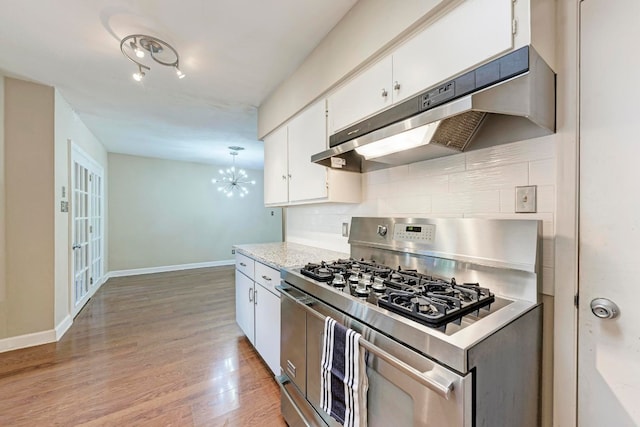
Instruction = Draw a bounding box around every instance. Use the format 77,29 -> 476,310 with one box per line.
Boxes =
70,142 -> 105,317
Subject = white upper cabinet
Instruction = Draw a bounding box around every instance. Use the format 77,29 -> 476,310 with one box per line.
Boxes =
288,101 -> 329,202
392,0 -> 513,104
329,0 -> 514,134
263,125 -> 288,205
263,99 -> 361,207
328,57 -> 393,135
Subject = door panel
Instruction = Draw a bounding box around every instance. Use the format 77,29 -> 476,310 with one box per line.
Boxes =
254,284 -> 281,376
71,146 -> 105,317
579,0 -> 640,425
263,126 -> 289,205
328,56 -> 393,134
288,100 -> 328,202
235,270 -> 255,344
393,0 -> 513,104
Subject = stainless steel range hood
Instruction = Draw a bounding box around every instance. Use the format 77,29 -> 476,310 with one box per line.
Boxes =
312,46 -> 556,172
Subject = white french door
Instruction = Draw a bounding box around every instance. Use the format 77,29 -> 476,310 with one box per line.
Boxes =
71,144 -> 104,317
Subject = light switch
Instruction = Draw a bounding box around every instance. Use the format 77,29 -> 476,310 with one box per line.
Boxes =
342,222 -> 349,237
515,185 -> 537,213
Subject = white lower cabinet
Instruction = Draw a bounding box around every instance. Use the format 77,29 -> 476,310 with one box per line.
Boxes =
234,254 -> 281,376
235,270 -> 255,345
254,283 -> 281,375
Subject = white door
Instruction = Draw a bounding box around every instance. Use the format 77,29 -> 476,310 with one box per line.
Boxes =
579,0 -> 640,425
288,100 -> 328,203
71,145 -> 104,316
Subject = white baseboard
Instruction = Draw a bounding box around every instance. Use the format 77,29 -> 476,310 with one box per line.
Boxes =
0,329 -> 56,354
106,260 -> 235,279
55,315 -> 73,340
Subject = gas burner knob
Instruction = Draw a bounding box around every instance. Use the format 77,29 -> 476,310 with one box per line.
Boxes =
377,225 -> 388,236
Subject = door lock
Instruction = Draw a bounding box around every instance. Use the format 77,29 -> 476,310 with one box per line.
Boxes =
590,298 -> 620,319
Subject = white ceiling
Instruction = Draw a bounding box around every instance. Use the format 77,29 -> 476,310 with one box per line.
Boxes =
0,0 -> 357,169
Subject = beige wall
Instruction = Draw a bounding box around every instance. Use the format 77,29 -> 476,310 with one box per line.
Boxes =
0,76 -> 5,335
2,77 -> 55,338
54,91 -> 109,327
108,153 -> 282,271
258,0 -> 456,138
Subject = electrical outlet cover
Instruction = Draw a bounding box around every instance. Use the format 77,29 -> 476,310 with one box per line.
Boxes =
515,185 -> 537,213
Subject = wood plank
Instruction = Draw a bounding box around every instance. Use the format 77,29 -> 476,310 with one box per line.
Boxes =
0,266 -> 286,426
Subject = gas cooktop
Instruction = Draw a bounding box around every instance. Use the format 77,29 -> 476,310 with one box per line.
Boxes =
300,258 -> 495,330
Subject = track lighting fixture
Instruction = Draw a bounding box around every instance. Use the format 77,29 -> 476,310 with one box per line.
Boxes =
120,34 -> 185,82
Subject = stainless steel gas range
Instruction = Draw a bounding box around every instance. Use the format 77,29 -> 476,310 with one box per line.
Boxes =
276,217 -> 542,427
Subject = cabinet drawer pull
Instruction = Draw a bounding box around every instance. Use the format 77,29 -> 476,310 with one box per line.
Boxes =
248,288 -> 253,302
394,81 -> 401,91
261,275 -> 272,281
347,128 -> 360,136
254,288 -> 258,305
381,88 -> 388,98
239,262 -> 247,267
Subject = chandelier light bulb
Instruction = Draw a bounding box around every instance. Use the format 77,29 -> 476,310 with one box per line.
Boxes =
176,67 -> 186,79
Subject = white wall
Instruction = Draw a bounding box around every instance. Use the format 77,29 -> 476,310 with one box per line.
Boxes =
54,91 -> 109,329
108,153 -> 282,271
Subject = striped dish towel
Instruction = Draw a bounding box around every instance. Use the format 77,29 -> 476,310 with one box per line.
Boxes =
320,316 -> 369,427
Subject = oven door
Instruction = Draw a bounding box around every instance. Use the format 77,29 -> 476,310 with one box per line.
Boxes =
279,284 -> 473,427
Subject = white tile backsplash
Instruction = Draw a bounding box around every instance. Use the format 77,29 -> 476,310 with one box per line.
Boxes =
530,159 -> 556,186
286,139 -> 558,295
537,185 -> 555,213
466,136 -> 555,170
449,163 -> 528,193
409,155 -> 466,177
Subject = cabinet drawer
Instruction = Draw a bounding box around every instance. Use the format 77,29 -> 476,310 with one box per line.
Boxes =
255,262 -> 280,295
235,253 -> 255,279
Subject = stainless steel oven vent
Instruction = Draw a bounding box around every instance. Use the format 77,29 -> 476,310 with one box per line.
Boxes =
311,45 -> 556,172
431,111 -> 487,151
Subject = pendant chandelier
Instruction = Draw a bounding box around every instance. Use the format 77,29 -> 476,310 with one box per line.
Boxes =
120,34 -> 185,82
213,147 -> 256,198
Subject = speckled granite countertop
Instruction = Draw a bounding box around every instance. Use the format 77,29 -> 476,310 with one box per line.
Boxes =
234,242 -> 349,270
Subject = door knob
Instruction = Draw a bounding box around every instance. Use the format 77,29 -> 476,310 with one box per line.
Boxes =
590,298 -> 620,319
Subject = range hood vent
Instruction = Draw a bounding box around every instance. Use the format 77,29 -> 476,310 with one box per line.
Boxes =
312,46 -> 556,172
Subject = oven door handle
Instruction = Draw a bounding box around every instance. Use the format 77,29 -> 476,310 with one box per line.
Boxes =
276,284 -> 454,400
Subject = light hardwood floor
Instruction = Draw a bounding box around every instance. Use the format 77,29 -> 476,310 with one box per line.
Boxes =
0,266 -> 287,426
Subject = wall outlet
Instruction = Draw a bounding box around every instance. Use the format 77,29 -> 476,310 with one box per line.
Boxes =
342,222 -> 349,237
61,201 -> 69,213
231,249 -> 236,254
515,185 -> 537,213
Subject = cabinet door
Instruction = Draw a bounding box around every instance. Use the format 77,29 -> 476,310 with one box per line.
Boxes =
254,284 -> 281,376
235,270 -> 255,345
328,56 -> 393,134
263,126 -> 289,205
392,0 -> 513,103
288,100 -> 329,202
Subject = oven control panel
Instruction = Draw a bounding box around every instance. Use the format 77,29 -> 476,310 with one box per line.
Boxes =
392,223 -> 436,243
